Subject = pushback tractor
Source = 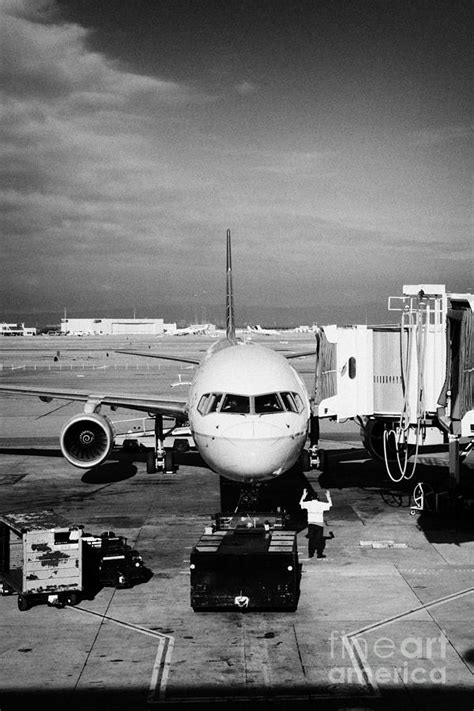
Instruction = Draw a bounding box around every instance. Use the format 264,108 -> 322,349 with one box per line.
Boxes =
190,512 -> 301,612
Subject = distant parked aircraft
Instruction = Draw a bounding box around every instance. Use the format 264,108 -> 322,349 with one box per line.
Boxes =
173,324 -> 210,336
247,325 -> 281,336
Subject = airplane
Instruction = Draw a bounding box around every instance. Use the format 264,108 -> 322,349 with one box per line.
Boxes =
0,230 -> 317,494
247,325 -> 281,336
172,324 -> 210,336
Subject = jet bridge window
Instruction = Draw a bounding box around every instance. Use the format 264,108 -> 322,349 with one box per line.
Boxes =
220,394 -> 250,414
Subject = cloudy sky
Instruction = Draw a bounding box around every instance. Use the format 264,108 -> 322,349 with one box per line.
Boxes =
1,0 -> 471,326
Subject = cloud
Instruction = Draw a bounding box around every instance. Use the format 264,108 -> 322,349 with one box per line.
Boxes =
0,0 -> 58,21
0,4 -> 189,104
0,1 -> 470,322
0,1 -> 202,264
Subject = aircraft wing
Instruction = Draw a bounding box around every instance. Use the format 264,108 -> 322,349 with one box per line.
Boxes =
118,348 -> 315,362
116,350 -> 200,365
0,385 -> 188,419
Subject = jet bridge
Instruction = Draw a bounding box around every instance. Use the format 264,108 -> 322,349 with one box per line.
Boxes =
310,285 -> 473,489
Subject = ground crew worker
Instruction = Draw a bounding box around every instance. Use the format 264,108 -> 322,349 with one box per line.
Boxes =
299,488 -> 332,558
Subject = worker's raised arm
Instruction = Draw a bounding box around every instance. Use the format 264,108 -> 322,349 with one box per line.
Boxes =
299,488 -> 307,505
326,490 -> 332,506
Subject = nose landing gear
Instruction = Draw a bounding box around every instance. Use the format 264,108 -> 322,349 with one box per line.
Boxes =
145,415 -> 176,474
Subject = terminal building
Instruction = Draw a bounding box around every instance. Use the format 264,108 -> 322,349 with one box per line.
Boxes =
60,318 -> 176,336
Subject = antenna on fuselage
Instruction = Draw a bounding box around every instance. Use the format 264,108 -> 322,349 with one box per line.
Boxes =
226,228 -> 236,341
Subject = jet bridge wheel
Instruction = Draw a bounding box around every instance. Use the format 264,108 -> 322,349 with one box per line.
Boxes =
410,482 -> 435,514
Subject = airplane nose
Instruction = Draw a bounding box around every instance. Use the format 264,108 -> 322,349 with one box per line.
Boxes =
222,419 -> 283,442
199,418 -> 302,482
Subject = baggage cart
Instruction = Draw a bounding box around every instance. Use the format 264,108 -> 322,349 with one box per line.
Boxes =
0,510 -> 83,610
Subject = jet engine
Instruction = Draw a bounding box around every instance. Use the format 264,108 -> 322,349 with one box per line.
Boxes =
60,413 -> 114,468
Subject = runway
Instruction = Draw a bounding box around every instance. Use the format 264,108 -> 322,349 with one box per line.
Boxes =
0,335 -> 473,710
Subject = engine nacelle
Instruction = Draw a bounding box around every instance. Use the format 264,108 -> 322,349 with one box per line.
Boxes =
60,413 -> 115,469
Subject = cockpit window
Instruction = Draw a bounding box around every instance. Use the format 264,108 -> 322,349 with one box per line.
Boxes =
280,392 -> 302,413
255,393 -> 283,414
197,393 -> 210,415
197,394 -> 205,414
197,392 -> 224,415
197,391 -> 304,415
220,394 -> 250,414
207,393 -> 224,413
291,392 -> 304,413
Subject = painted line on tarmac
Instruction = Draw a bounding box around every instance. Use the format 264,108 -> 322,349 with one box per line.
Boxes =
347,586 -> 474,640
148,634 -> 175,703
68,605 -> 174,701
399,567 -> 474,574
341,586 -> 474,694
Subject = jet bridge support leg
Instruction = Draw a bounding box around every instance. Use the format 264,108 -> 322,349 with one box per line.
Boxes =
308,413 -> 320,469
448,435 -> 461,489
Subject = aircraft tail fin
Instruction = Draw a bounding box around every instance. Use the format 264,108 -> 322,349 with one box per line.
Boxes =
226,228 -> 236,341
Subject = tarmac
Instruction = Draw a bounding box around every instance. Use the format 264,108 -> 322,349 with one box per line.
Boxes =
0,335 -> 473,711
